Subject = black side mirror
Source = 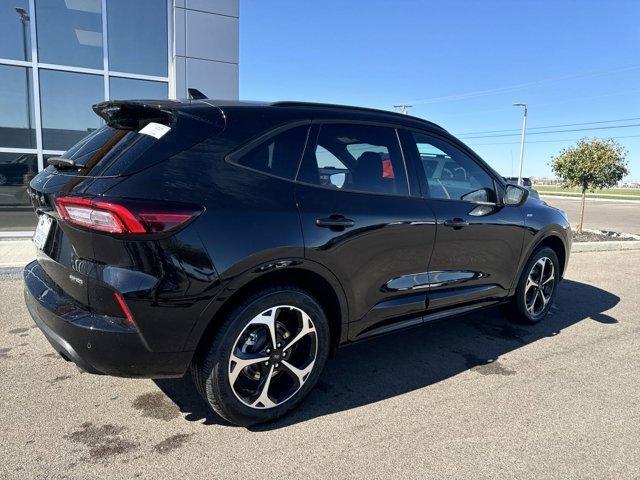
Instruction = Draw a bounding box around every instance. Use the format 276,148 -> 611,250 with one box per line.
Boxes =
503,184 -> 529,206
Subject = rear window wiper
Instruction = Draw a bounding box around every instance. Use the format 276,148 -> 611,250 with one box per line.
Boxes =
47,157 -> 77,169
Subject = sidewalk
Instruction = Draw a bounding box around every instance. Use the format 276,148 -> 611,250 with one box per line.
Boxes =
0,239 -> 36,268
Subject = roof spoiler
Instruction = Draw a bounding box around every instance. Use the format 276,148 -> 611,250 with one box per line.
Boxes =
92,101 -> 176,129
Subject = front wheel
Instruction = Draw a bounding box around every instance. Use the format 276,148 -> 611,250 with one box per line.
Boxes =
508,247 -> 560,324
191,285 -> 330,426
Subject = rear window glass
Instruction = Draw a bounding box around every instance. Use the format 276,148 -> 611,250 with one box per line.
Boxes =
50,110 -> 220,177
62,126 -> 140,167
234,126 -> 309,180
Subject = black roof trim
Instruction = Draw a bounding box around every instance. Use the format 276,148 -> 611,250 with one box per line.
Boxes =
197,99 -> 447,133
269,101 -> 445,131
271,100 -> 405,117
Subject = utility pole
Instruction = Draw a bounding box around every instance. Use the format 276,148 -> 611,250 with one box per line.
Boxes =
513,103 -> 528,186
393,104 -> 413,115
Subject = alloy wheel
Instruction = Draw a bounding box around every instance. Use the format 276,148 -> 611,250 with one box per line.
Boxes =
228,305 -> 317,409
524,256 -> 555,318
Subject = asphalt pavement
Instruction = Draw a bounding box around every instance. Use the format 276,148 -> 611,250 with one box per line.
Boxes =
1,250 -> 639,479
542,196 -> 640,235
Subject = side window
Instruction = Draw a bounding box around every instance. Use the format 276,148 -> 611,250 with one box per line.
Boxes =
299,124 -> 408,195
234,125 -> 309,180
411,132 -> 497,203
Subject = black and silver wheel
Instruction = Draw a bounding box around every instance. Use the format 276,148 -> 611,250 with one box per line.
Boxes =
509,247 -> 560,324
191,285 -> 330,426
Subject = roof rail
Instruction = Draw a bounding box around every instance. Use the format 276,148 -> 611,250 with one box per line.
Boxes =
269,101 -> 445,132
270,101 -> 402,116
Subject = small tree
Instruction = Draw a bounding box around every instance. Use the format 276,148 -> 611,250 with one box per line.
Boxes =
551,138 -> 629,234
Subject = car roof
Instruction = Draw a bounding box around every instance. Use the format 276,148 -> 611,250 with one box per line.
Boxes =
95,98 -> 449,135
200,99 -> 449,134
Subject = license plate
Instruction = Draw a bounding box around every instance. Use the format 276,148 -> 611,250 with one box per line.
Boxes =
33,215 -> 53,250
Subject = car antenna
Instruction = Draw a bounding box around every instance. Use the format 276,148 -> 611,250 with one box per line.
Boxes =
188,88 -> 207,100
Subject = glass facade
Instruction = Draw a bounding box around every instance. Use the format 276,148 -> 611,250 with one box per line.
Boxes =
36,0 -> 104,69
0,65 -> 36,148
107,0 -> 168,76
0,0 -> 170,232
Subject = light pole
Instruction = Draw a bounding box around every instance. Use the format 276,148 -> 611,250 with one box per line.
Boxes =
15,7 -> 32,147
393,104 -> 413,115
513,103 -> 527,186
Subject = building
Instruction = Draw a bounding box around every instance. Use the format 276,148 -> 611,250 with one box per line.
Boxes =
0,0 -> 239,233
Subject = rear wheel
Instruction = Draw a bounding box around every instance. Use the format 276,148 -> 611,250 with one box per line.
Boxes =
508,247 -> 559,324
191,285 -> 330,426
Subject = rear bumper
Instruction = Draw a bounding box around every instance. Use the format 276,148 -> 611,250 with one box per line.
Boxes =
24,261 -> 193,378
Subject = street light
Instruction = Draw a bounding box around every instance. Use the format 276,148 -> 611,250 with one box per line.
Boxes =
513,103 -> 527,186
393,104 -> 413,115
15,6 -> 29,22
15,7 -> 33,148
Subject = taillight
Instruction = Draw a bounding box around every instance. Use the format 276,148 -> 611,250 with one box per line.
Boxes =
55,196 -> 200,234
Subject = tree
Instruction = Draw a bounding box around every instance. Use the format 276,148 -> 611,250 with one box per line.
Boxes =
551,138 -> 629,234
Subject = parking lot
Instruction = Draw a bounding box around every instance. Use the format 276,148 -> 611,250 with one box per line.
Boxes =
1,249 -> 639,479
542,196 -> 640,235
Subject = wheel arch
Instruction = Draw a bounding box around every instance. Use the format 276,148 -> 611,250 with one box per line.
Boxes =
187,260 -> 349,358
510,227 -> 569,293
536,234 -> 567,278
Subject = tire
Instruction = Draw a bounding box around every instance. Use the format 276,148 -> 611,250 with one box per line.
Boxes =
191,284 -> 330,426
508,247 -> 560,324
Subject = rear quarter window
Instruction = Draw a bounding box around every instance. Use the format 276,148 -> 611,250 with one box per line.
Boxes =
231,125 -> 310,180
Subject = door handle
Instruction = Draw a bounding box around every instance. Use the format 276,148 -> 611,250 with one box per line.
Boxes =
316,215 -> 355,230
443,218 -> 470,229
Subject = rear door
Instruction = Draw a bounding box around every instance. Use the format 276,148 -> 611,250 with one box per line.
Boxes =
400,130 -> 526,311
295,122 -> 437,340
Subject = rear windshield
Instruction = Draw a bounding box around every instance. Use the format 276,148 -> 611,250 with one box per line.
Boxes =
61,126 -> 144,170
52,113 -> 222,177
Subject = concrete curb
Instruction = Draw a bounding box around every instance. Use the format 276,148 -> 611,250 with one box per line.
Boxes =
572,240 -> 640,253
1,236 -> 639,267
0,266 -> 24,280
540,194 -> 640,204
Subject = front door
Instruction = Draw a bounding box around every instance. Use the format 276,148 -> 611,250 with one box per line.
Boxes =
401,130 -> 526,311
295,123 -> 436,339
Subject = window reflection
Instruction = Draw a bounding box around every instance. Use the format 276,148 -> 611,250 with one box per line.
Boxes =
0,152 -> 38,231
0,65 -> 36,149
0,0 -> 32,61
109,77 -> 168,100
108,0 -> 167,76
36,0 -> 103,69
39,69 -> 103,150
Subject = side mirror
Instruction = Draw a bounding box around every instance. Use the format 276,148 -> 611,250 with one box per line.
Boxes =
503,184 -> 529,206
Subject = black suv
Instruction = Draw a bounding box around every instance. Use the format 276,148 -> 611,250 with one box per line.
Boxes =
24,100 -> 571,426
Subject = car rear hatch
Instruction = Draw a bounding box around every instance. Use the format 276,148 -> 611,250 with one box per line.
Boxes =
27,99 -> 224,311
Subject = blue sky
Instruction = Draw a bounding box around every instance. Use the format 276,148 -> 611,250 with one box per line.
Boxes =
239,0 -> 640,179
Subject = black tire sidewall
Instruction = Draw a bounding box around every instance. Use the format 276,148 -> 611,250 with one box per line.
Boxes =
514,247 -> 560,324
204,288 -> 330,426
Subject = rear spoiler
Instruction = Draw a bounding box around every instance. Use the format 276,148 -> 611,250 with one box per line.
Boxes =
92,101 -> 176,129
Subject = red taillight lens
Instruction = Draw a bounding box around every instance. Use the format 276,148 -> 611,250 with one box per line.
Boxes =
55,196 -> 200,234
